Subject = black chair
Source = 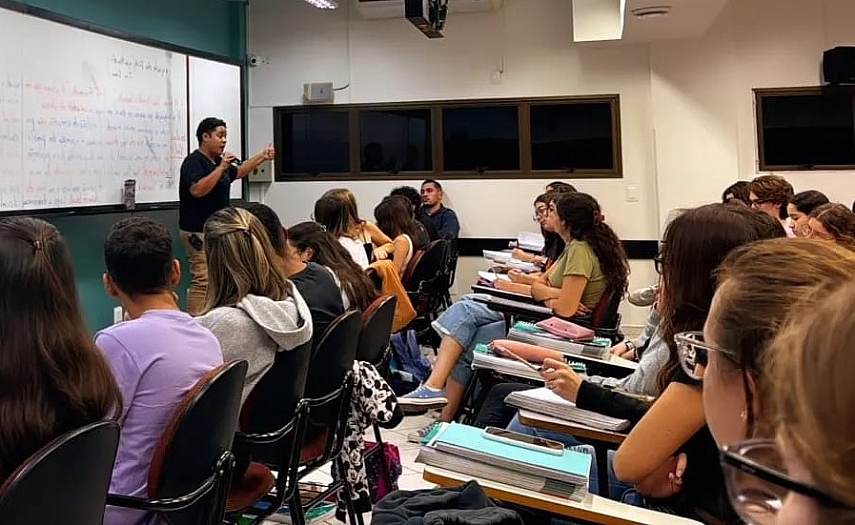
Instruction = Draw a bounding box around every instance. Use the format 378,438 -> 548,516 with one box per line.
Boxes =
402,239 -> 454,349
225,340 -> 313,523
0,421 -> 120,525
288,310 -> 362,525
356,295 -> 400,492
107,360 -> 248,525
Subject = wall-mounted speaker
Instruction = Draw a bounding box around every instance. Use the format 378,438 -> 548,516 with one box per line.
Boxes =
823,47 -> 855,85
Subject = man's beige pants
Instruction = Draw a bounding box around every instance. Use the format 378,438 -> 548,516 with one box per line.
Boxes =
179,231 -> 207,315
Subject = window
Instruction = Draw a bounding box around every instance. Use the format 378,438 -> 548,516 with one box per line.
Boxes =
530,101 -> 615,171
442,105 -> 520,172
273,95 -> 621,180
360,109 -> 432,173
278,110 -> 350,174
757,89 -> 855,170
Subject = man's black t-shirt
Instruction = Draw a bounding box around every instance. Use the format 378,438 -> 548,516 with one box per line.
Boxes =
289,262 -> 345,346
179,150 -> 239,233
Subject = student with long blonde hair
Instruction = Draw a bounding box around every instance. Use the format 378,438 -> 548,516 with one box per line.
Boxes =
0,217 -> 122,482
720,280 -> 855,524
197,207 -> 312,402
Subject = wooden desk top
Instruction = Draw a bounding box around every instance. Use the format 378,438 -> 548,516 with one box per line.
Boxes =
422,466 -> 701,525
518,409 -> 627,445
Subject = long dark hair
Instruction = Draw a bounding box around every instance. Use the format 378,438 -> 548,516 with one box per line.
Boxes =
287,222 -> 378,311
535,193 -> 564,266
656,204 -> 786,392
374,196 -> 419,241
0,217 -> 122,482
553,192 -> 629,295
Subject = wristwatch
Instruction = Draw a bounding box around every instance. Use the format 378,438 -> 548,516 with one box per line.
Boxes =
624,340 -> 636,356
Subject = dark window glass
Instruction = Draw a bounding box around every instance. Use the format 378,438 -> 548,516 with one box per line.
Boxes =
442,106 -> 519,172
280,110 -> 350,174
360,109 -> 432,172
530,102 -> 614,170
761,93 -> 855,167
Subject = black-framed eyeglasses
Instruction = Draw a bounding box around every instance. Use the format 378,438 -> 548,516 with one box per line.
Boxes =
674,331 -> 738,381
720,439 -> 851,524
749,199 -> 769,208
653,255 -> 663,275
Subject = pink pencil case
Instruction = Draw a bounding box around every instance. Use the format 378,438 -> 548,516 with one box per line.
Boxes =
535,317 -> 595,341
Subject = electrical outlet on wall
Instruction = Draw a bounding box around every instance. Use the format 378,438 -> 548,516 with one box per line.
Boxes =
113,306 -> 124,324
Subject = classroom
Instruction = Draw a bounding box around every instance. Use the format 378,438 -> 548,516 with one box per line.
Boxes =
2,0 -> 855,524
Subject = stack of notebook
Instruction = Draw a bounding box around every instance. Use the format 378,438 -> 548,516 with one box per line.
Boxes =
504,387 -> 631,432
514,231 -> 546,253
507,321 -> 612,360
416,422 -> 591,500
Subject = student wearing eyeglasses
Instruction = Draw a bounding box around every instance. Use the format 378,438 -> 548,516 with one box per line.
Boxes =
748,175 -> 795,237
690,239 -> 855,524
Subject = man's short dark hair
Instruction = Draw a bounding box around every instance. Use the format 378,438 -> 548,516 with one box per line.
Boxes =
105,217 -> 174,295
239,202 -> 286,255
422,179 -> 442,191
390,186 -> 421,210
196,117 -> 226,143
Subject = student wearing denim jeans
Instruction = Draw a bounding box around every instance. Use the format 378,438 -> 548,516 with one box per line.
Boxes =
400,193 -> 629,441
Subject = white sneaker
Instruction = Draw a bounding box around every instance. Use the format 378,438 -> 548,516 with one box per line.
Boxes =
628,285 -> 658,307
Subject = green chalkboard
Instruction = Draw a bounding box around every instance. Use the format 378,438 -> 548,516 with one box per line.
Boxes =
46,209 -> 191,333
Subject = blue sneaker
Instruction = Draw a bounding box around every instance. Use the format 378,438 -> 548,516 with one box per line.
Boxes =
399,384 -> 448,407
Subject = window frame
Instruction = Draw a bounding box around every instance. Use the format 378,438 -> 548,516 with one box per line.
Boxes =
273,94 -> 622,181
755,86 -> 855,172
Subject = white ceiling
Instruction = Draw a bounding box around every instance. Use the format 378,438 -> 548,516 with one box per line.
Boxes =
621,0 -> 731,43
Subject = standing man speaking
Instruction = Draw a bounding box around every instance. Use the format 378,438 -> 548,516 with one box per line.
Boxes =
179,117 -> 275,314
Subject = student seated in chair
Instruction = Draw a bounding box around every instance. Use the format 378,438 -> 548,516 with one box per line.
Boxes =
197,207 -> 312,403
0,217 -> 123,485
399,192 -> 630,433
96,217 -> 223,525
287,221 -> 379,312
241,202 -> 344,346
374,195 -> 421,277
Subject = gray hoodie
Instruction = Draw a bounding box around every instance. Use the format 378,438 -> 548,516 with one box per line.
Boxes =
197,290 -> 313,403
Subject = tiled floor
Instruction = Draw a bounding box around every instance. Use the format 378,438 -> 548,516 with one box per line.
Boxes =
261,412 -> 437,525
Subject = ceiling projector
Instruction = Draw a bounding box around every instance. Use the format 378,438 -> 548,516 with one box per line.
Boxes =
405,0 -> 447,38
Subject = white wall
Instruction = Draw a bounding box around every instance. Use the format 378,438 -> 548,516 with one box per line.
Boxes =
651,0 -> 855,222
245,0 -> 855,329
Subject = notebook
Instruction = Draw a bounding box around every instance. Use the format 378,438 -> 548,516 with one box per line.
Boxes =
504,387 -> 631,432
516,231 -> 546,252
429,422 -> 592,486
472,344 -> 545,381
477,271 -> 511,283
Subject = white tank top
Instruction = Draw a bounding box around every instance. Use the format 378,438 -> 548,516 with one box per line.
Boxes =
338,236 -> 370,269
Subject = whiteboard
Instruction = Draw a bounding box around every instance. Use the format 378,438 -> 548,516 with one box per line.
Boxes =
0,6 -> 244,212
188,57 -> 243,200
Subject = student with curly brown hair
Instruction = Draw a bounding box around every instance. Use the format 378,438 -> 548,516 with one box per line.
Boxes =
748,175 -> 795,235
400,192 -> 629,433
805,202 -> 855,248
